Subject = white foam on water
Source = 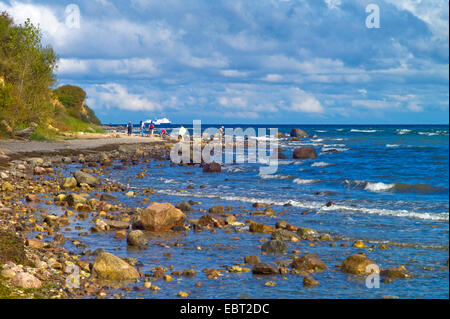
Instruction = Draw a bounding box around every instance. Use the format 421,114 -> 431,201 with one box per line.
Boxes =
321,147 -> 350,152
157,177 -> 179,184
321,204 -> 449,221
155,189 -> 449,222
315,130 -> 327,133
350,129 -> 378,133
364,182 -> 395,192
386,144 -> 400,148
293,178 -> 319,185
259,173 -> 293,180
397,129 -> 411,135
311,162 -> 333,167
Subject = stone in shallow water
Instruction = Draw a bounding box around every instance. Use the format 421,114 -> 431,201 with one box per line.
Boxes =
92,252 -> 140,281
261,240 -> 288,254
252,263 -> 279,275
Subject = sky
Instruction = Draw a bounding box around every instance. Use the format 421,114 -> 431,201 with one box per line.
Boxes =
0,0 -> 448,124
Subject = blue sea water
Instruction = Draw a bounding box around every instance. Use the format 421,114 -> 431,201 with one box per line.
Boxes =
48,125 -> 450,298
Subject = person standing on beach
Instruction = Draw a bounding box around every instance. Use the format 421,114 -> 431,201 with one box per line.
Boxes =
178,125 -> 187,141
127,121 -> 132,136
140,121 -> 145,137
150,121 -> 154,137
219,126 -> 225,140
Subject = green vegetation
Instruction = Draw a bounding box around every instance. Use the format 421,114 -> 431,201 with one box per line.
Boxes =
0,11 -> 102,140
0,232 -> 29,266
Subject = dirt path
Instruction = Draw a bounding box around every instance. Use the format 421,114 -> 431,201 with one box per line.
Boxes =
0,133 -> 171,156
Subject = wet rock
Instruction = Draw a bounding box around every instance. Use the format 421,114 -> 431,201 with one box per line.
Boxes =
104,220 -> 130,230
276,220 -> 289,229
92,251 -> 140,281
261,240 -> 288,254
127,230 -> 147,247
303,276 -> 319,287
381,266 -> 412,279
202,162 -> 221,173
73,171 -> 101,187
244,255 -> 261,264
252,202 -> 269,208
290,128 -> 309,138
209,205 -> 225,215
249,222 -> 275,233
65,193 -> 87,207
11,272 -> 42,289
182,269 -> 196,277
176,201 -> 191,212
271,229 -> 301,241
61,177 -> 77,190
297,227 -> 318,239
291,253 -> 327,271
252,263 -> 279,275
293,147 -> 317,159
140,202 -> 186,231
198,214 -> 224,227
341,253 -> 379,275
100,194 -> 118,202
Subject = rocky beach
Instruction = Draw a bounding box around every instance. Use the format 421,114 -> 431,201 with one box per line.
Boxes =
0,126 -> 448,299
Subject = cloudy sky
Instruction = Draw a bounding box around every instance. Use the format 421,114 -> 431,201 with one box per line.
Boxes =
1,0 -> 448,124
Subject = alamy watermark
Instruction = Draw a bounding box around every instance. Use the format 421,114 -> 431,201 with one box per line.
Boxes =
366,4 -> 380,29
65,4 -> 81,29
169,120 -> 280,175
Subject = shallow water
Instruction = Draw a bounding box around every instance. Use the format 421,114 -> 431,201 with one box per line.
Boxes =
37,125 -> 449,298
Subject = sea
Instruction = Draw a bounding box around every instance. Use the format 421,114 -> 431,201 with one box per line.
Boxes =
49,124 -> 450,298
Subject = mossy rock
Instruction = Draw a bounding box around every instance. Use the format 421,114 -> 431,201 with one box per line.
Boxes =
0,232 -> 29,266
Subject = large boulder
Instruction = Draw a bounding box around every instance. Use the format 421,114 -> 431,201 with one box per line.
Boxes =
92,252 -> 140,281
203,162 -> 221,173
73,171 -> 101,187
261,240 -> 288,254
11,272 -> 42,289
341,253 -> 379,275
252,262 -> 279,275
293,147 -> 317,159
290,128 -> 309,138
140,202 -> 186,231
291,253 -> 327,271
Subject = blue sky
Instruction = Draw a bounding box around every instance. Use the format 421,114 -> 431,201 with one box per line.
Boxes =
1,0 -> 448,124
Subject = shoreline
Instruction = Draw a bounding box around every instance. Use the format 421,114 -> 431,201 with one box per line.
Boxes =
0,133 -> 448,299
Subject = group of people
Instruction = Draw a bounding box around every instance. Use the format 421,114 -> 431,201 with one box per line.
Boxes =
126,121 -> 167,138
124,123 -> 225,141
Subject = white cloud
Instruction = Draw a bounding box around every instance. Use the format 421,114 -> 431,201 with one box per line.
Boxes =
289,88 -> 324,113
263,74 -> 283,82
324,0 -> 341,10
220,69 -> 247,77
86,83 -> 161,111
58,58 -> 158,77
351,99 -> 400,109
